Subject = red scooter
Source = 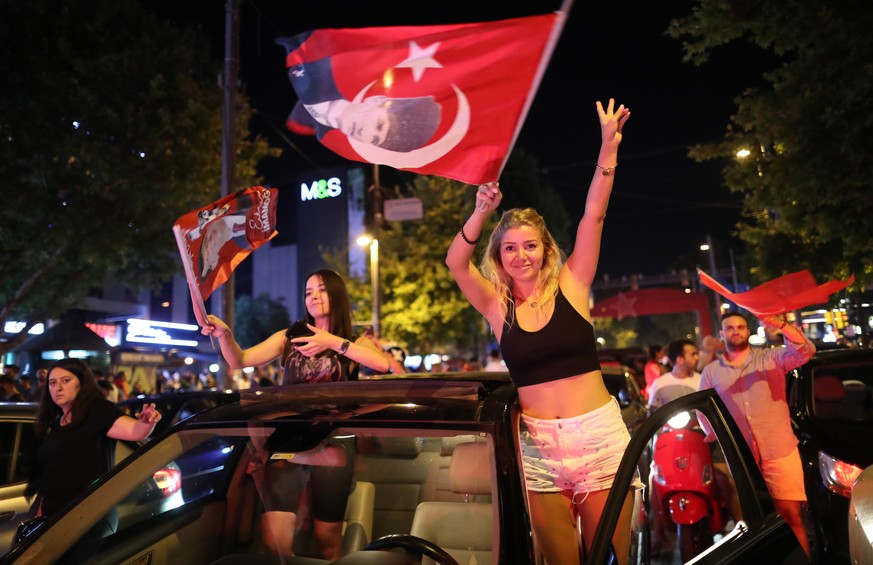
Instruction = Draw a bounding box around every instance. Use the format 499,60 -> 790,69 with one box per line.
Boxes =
650,410 -> 724,561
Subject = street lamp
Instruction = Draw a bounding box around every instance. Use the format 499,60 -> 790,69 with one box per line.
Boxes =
356,234 -> 380,337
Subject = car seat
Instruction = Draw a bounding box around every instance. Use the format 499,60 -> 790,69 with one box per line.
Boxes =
409,441 -> 493,565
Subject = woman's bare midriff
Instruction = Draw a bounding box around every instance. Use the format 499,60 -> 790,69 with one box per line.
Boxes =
517,370 -> 611,419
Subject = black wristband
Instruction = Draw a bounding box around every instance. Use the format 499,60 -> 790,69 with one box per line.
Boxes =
459,224 -> 480,245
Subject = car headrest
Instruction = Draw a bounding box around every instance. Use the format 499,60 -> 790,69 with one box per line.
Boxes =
449,442 -> 491,495
814,375 -> 846,402
377,437 -> 423,457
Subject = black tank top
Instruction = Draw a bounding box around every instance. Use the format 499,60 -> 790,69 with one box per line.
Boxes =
499,288 -> 600,388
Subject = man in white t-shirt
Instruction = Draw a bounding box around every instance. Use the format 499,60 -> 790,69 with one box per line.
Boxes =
648,339 -> 701,414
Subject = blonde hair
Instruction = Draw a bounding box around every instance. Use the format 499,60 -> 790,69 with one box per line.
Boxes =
479,208 -> 565,325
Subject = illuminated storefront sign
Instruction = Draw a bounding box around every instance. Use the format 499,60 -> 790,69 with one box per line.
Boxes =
86,322 -> 120,347
125,319 -> 200,347
300,177 -> 342,201
4,321 -> 45,335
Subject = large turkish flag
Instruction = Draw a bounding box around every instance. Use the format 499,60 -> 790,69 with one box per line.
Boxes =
279,13 -> 564,184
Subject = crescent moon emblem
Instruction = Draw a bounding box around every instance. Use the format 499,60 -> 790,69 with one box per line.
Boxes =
348,83 -> 470,169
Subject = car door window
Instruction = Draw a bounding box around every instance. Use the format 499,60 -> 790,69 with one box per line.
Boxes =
811,365 -> 873,422
57,434 -> 243,563
0,420 -> 37,486
587,390 -> 804,564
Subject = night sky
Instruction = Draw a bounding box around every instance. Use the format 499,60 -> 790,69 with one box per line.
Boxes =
148,0 -> 775,279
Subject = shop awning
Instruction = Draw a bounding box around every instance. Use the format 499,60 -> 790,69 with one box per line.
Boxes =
11,317 -> 114,353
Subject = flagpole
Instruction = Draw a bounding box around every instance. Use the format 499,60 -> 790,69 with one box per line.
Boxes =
215,0 -> 240,388
496,0 -> 575,179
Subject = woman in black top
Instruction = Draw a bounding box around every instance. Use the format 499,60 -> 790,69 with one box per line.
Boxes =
202,268 -> 403,559
447,99 -> 636,565
26,358 -> 161,519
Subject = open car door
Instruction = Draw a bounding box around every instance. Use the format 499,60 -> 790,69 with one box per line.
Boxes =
589,389 -> 808,564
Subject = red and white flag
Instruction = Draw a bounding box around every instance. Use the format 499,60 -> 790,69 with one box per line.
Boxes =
698,268 -> 854,318
173,186 -> 278,325
279,12 -> 565,185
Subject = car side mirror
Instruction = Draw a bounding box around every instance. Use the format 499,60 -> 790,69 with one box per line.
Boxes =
14,516 -> 47,548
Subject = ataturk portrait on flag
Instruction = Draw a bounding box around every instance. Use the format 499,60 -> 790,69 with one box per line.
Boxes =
277,13 -> 561,184
174,186 -> 278,303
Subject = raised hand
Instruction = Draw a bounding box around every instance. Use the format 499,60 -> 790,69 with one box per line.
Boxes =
596,98 -> 631,145
475,181 -> 502,214
135,403 -> 162,424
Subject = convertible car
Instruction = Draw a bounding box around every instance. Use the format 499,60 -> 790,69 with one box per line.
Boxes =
2,373 -> 806,564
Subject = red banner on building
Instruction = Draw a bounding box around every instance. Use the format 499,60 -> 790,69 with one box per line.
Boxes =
173,186 -> 278,325
279,12 -> 565,184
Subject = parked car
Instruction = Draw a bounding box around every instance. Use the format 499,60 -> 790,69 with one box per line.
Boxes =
787,347 -> 873,563
0,403 -> 38,553
2,373 -> 807,564
601,363 -> 650,486
118,388 -> 239,437
848,463 -> 873,565
601,363 -> 648,437
0,389 -> 236,555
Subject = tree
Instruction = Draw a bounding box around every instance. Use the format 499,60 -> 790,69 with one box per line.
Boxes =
234,293 -> 292,349
667,0 -> 873,288
0,0 -> 279,353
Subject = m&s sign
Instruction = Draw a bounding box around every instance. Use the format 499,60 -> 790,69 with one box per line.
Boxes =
300,177 -> 342,201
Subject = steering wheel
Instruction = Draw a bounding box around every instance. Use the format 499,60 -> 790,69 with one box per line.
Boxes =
364,534 -> 460,565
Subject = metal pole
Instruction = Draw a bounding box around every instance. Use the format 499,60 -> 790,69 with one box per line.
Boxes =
371,164 -> 383,337
215,0 -> 239,388
371,239 -> 380,338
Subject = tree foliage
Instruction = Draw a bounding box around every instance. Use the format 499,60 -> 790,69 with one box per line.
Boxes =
0,0 -> 279,352
234,293 -> 292,349
667,0 -> 873,287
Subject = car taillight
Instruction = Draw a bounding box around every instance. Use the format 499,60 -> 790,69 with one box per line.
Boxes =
153,468 -> 182,496
818,451 -> 863,498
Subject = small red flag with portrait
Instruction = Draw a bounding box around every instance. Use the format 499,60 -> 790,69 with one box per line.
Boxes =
173,186 -> 278,325
279,12 -> 565,185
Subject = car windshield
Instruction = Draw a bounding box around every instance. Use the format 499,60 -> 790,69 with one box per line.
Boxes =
38,423 -> 497,564
811,363 -> 873,422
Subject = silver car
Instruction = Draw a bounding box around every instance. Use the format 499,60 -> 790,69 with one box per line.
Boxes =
849,464 -> 873,564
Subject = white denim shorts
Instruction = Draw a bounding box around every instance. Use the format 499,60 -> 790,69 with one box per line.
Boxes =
520,397 -> 637,500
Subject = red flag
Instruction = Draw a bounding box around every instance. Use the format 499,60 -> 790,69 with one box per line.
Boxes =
173,186 -> 278,325
698,269 -> 854,317
278,12 -> 565,184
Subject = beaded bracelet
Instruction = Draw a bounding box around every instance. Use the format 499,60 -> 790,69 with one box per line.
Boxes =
459,224 -> 480,245
595,162 -> 618,176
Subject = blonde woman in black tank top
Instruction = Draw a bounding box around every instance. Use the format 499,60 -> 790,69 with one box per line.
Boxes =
447,99 -> 635,565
